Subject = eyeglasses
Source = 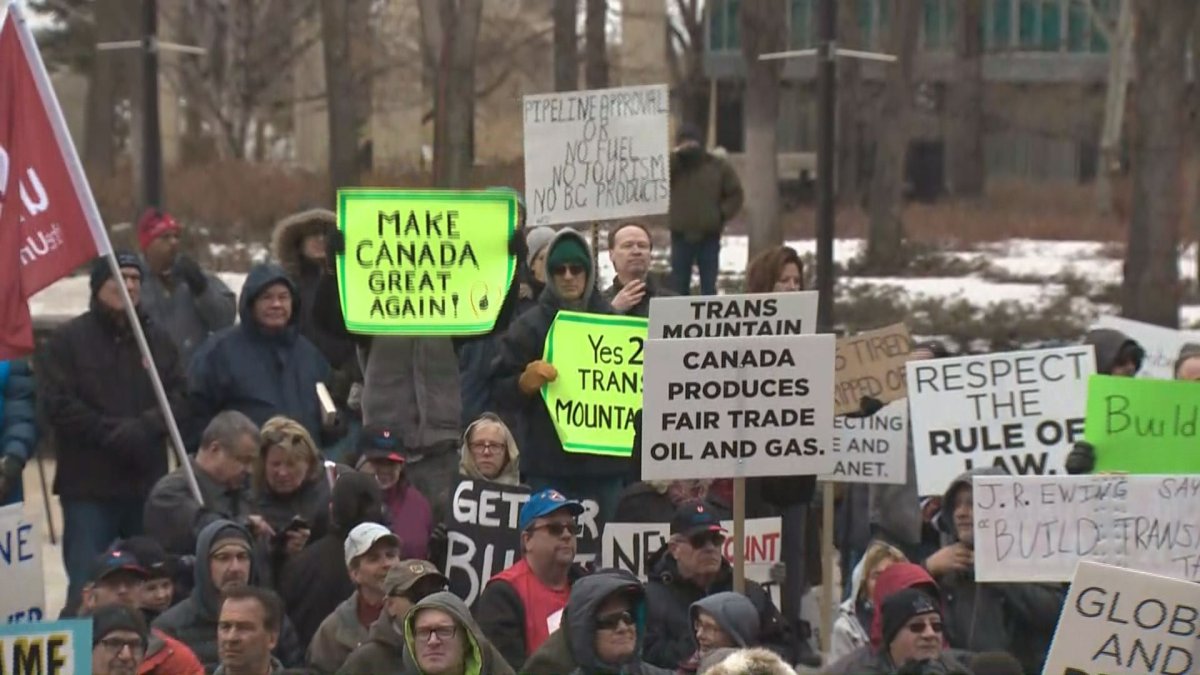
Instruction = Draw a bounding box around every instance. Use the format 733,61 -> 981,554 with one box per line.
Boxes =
415,625 -> 457,643
528,522 -> 583,538
551,263 -> 586,277
595,611 -> 635,630
98,637 -> 145,655
469,441 -> 505,455
907,620 -> 944,635
688,532 -> 725,549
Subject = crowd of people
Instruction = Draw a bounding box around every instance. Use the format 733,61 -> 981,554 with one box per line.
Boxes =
0,128 -> 1177,675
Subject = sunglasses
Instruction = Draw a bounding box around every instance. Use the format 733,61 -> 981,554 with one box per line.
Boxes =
528,522 -> 583,538
551,263 -> 586,277
689,531 -> 725,549
907,620 -> 944,635
595,610 -> 635,630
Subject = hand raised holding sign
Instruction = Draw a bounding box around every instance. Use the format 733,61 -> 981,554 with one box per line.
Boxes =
520,360 -> 558,395
924,542 -> 974,577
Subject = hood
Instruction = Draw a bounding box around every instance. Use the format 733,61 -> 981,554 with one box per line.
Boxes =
402,592 -> 486,675
541,227 -> 595,311
239,263 -> 300,333
192,519 -> 257,620
868,563 -> 942,651
271,209 -> 336,280
458,413 -> 521,485
565,569 -> 647,674
331,471 -> 388,538
1084,328 -> 1138,374
937,466 -> 1006,543
690,592 -> 759,649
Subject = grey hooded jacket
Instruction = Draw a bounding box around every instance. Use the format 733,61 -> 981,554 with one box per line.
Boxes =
400,592 -> 515,675
690,592 -> 760,649
152,519 -> 306,672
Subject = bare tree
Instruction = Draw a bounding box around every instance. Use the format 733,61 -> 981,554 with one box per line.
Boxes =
585,0 -> 609,88
553,0 -> 578,91
666,0 -> 708,133
419,0 -> 483,188
836,0 -> 864,205
1087,0 -> 1134,216
945,0 -> 984,197
864,0 -> 919,273
321,0 -> 371,197
739,0 -> 786,258
1123,1 -> 1194,327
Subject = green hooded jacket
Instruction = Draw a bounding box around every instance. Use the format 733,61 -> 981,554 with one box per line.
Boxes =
401,592 -> 515,675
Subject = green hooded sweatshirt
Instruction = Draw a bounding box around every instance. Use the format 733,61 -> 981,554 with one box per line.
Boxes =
401,592 -> 515,675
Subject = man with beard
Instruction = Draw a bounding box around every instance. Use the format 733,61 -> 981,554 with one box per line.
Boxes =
667,126 -> 742,296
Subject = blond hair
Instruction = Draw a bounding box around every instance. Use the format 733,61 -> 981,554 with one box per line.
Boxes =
857,540 -> 907,603
256,416 -> 321,493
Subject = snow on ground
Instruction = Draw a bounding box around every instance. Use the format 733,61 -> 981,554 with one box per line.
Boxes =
26,237 -> 1198,321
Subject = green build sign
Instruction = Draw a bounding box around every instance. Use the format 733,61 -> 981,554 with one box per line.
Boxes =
1085,374 -> 1200,473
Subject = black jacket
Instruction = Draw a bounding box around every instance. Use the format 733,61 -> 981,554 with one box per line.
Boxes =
642,552 -> 792,670
602,275 -> 676,319
144,459 -> 256,556
41,303 -> 186,499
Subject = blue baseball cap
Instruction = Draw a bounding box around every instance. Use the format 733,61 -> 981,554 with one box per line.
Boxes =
519,488 -> 584,531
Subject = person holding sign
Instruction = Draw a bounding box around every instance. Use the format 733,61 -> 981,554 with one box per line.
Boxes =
924,468 -> 1064,674
668,125 -> 743,296
476,488 -> 587,672
1065,328 -> 1144,475
489,228 -> 627,516
604,222 -> 675,319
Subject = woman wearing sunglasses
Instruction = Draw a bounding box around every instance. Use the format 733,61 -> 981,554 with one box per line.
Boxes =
524,569 -> 671,675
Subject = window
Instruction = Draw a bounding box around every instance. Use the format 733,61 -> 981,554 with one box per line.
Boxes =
790,0 -> 813,48
990,0 -> 1013,50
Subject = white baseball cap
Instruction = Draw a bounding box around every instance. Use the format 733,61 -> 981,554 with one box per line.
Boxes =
344,523 -> 400,567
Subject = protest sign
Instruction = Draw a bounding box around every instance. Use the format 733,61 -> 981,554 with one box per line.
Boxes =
0,503 -> 44,624
444,479 -> 601,607
1085,375 -> 1200,474
820,400 -> 908,485
906,345 -> 1095,496
833,324 -> 912,416
523,84 -> 670,226
335,189 -> 517,335
0,619 -> 91,674
641,334 -> 835,481
972,474 -> 1200,583
1093,315 -> 1200,380
1044,561 -> 1200,675
647,292 -> 818,339
542,311 -> 647,457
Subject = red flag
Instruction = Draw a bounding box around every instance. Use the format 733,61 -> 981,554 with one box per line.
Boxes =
0,6 -> 112,360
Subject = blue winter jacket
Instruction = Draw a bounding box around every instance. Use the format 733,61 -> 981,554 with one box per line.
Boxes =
0,359 -> 36,505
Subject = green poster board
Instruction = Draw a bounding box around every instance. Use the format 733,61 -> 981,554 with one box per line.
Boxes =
335,189 -> 516,335
542,311 -> 647,457
1085,374 -> 1200,473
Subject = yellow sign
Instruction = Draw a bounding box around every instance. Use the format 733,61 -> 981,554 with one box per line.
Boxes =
542,311 -> 647,457
336,189 -> 517,335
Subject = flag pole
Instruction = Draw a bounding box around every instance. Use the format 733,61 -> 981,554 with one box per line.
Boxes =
10,3 -> 203,505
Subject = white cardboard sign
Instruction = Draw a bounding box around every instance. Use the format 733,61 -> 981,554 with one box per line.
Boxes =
1044,561 -> 1200,675
820,400 -> 908,485
641,333 -> 836,480
523,84 -> 670,226
973,474 -> 1200,583
647,292 -> 819,339
1092,315 -> 1200,380
906,345 -> 1095,496
0,503 -> 45,623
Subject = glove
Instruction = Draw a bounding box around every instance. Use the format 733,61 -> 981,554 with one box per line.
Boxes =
427,523 -> 449,570
1065,441 -> 1096,475
326,229 -> 346,273
508,230 -> 528,260
172,255 -> 208,295
0,455 -> 23,502
518,360 -> 558,395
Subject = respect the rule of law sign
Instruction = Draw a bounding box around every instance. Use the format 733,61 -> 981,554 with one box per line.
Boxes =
641,333 -> 835,481
336,189 -> 517,336
906,345 -> 1095,496
542,311 -> 647,457
523,84 -> 670,226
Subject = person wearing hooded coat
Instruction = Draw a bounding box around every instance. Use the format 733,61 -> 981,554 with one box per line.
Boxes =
489,227 -> 627,518
678,592 -> 761,674
925,467 -> 1064,673
152,519 -> 305,671
829,541 -> 907,663
522,569 -> 672,675
1066,328 -> 1145,474
188,263 -> 332,446
41,253 -> 188,610
400,591 -> 515,675
279,471 -> 388,646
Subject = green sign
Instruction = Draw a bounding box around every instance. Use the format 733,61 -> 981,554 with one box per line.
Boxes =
1085,374 -> 1200,473
336,189 -> 517,335
542,311 -> 647,457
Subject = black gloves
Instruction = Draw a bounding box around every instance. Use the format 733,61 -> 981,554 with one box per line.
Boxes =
173,255 -> 208,295
326,230 -> 346,274
0,455 -> 23,502
508,230 -> 527,260
1065,441 -> 1096,475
